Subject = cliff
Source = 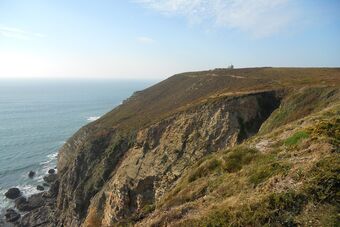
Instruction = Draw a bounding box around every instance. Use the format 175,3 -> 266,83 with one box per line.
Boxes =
18,68 -> 340,226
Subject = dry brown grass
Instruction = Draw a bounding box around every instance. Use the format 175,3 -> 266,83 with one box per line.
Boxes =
137,99 -> 340,227
84,208 -> 102,227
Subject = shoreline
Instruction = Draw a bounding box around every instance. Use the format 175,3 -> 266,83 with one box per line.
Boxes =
0,155 -> 58,225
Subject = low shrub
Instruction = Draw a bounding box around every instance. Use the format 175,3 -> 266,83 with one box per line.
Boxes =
303,156 -> 340,204
188,158 -> 222,182
222,147 -> 258,173
308,117 -> 340,146
181,191 -> 306,227
249,162 -> 289,186
284,131 -> 309,146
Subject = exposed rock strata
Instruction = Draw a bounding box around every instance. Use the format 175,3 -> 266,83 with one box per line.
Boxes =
53,91 -> 282,226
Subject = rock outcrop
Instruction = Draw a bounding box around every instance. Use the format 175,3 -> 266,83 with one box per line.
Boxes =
5,188 -> 21,200
28,171 -> 35,178
53,91 -> 282,226
5,209 -> 20,223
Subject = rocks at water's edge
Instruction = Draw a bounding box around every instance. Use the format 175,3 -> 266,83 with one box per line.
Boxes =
48,169 -> 56,174
5,208 -> 20,223
2,170 -> 58,225
27,193 -> 45,208
15,197 -> 31,212
43,173 -> 57,183
18,183 -> 58,226
5,188 -> 21,199
28,171 -> 35,178
37,185 -> 44,191
14,193 -> 46,212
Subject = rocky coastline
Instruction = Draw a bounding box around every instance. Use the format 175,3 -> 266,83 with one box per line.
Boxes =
1,68 -> 339,226
1,169 -> 58,226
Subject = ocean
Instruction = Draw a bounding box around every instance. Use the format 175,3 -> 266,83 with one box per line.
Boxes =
0,79 -> 154,213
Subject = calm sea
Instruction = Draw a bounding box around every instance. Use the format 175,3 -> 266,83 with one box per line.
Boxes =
0,79 -> 154,212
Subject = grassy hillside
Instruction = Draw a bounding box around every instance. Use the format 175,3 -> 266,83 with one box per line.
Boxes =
95,68 -> 340,132
137,87 -> 340,227
55,68 -> 340,227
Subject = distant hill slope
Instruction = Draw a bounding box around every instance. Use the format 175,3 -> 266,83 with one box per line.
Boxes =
96,67 -> 340,131
18,68 -> 340,227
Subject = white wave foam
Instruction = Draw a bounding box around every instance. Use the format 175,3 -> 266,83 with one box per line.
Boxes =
87,116 -> 100,122
38,152 -> 58,181
1,152 -> 59,215
0,187 -> 12,213
18,185 -> 39,197
0,184 -> 39,214
40,152 -> 58,165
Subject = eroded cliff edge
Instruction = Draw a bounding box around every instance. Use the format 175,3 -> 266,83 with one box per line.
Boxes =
17,68 -> 340,226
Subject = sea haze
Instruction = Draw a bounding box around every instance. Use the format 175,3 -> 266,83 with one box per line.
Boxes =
0,79 -> 154,211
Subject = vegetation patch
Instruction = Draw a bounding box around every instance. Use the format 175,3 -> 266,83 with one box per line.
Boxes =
222,146 -> 259,173
248,161 -> 289,186
179,191 -> 307,227
308,117 -> 340,146
188,158 -> 222,182
260,87 -> 339,134
160,180 -> 208,208
303,156 -> 340,204
141,204 -> 155,215
284,131 -> 309,146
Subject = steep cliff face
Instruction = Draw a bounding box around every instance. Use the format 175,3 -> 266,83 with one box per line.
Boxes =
55,91 -> 282,226
136,89 -> 340,227
17,68 -> 340,226
83,91 -> 282,226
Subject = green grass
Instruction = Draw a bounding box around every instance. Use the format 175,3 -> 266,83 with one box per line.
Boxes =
304,156 -> 340,204
260,87 -> 340,134
308,117 -> 340,146
248,162 -> 289,186
173,152 -> 339,227
188,158 -> 222,182
179,191 -> 307,227
222,147 -> 259,173
284,131 -> 309,146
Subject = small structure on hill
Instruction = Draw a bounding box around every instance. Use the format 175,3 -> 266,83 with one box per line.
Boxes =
228,64 -> 234,69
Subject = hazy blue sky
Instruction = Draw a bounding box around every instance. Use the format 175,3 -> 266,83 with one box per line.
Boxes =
0,0 -> 339,79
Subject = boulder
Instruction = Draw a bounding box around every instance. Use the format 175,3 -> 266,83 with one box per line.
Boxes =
5,188 -> 21,199
27,193 -> 45,209
28,171 -> 36,178
15,197 -> 31,212
14,193 -> 45,212
5,208 -> 20,223
48,169 -> 56,174
37,185 -> 44,191
43,182 -> 50,187
43,173 -> 57,183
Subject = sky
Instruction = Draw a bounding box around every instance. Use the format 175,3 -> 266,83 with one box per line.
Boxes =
0,0 -> 339,79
